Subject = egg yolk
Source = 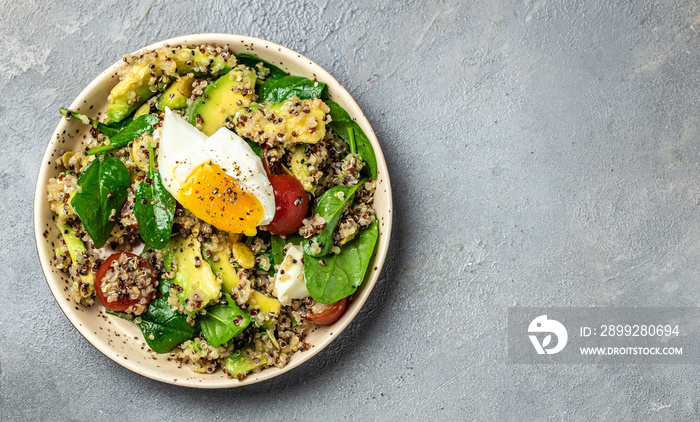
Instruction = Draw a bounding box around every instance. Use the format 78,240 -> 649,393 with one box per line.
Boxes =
177,161 -> 264,235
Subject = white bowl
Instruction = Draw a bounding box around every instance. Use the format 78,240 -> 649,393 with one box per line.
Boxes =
33,34 -> 392,388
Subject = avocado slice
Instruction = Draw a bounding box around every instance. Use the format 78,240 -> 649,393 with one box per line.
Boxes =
206,249 -> 239,295
249,290 -> 282,315
224,345 -> 267,379
157,75 -> 195,111
185,66 -> 257,136
234,97 -> 330,146
289,145 -> 315,193
56,221 -> 95,304
133,102 -> 151,118
107,46 -> 237,123
164,234 -> 221,314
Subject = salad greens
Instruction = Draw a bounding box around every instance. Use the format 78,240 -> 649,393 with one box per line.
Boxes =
304,220 -> 379,304
326,101 -> 377,178
245,139 -> 263,159
258,75 -> 328,103
271,233 -> 304,265
200,294 -> 251,347
256,248 -> 276,275
86,114 -> 160,155
71,155 -> 130,248
236,52 -> 288,79
59,107 -> 132,138
134,144 -> 176,249
303,181 -> 365,258
133,298 -> 198,353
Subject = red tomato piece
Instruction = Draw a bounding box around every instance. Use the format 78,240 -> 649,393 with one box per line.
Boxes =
266,174 -> 309,235
94,252 -> 157,314
305,298 -> 348,325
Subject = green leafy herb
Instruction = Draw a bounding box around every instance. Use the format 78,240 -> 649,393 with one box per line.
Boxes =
245,139 -> 263,159
304,220 -> 379,304
107,298 -> 198,354
60,108 -> 133,138
303,181 -> 365,258
87,114 -> 160,155
236,52 -> 288,79
200,294 -> 251,347
157,278 -> 172,299
71,155 -> 130,248
258,75 -> 327,103
271,234 -> 304,265
256,249 -> 276,275
326,100 -> 377,178
134,144 -> 176,249
325,100 -> 352,123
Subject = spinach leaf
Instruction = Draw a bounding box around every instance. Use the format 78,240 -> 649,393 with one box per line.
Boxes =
270,235 -> 286,265
134,144 -> 176,249
245,139 -> 263,159
271,234 -> 304,265
304,220 -> 379,304
303,182 -> 365,258
107,297 -> 198,354
96,119 -> 133,138
158,276 -> 171,297
325,100 -> 352,123
200,294 -> 251,347
60,108 -> 132,138
71,155 -> 130,248
87,114 -> 160,155
326,100 -> 377,179
258,75 -> 328,103
236,52 -> 288,79
256,249 -> 276,275
331,121 -> 358,154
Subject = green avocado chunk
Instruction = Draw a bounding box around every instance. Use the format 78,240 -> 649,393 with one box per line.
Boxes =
157,75 -> 195,111
206,248 -> 239,295
56,221 -> 95,298
106,46 -> 237,123
185,66 -> 257,136
163,234 -> 221,315
224,345 -> 267,379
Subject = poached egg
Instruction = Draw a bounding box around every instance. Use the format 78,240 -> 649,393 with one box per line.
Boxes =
158,108 -> 274,235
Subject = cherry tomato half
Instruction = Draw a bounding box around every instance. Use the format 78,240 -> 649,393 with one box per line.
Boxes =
266,174 -> 309,235
94,252 -> 157,313
305,298 -> 348,325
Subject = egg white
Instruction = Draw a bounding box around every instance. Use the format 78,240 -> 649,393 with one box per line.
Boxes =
272,245 -> 310,305
158,108 -> 208,195
158,108 -> 275,227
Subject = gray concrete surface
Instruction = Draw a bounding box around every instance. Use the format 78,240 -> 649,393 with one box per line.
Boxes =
2,0 -> 700,420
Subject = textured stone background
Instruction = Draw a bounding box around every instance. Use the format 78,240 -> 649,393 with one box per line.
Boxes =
3,0 -> 700,420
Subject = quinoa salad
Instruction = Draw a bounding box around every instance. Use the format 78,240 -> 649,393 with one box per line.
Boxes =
47,43 -> 379,380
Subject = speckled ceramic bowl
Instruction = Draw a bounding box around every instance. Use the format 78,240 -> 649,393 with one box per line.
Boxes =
34,34 -> 392,388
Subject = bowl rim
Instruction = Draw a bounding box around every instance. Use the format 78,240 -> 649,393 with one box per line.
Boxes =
33,33 -> 393,388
